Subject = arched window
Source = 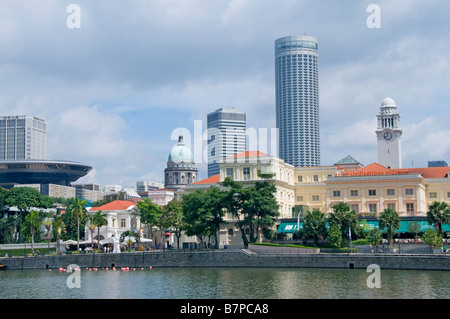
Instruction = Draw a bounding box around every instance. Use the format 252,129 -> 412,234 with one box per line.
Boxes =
228,229 -> 234,236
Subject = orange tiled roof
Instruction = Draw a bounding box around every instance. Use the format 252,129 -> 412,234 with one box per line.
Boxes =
193,174 -> 220,185
230,151 -> 269,158
90,200 -> 136,211
341,162 -> 450,178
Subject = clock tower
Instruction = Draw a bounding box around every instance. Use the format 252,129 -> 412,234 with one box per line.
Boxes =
376,97 -> 402,169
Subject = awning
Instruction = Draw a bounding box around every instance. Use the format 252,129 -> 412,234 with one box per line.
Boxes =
276,222 -> 302,233
360,220 -> 450,232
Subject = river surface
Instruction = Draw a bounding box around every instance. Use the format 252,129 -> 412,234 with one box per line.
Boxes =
0,267 -> 449,299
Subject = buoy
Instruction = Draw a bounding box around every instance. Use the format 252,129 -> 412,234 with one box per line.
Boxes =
149,266 -> 152,269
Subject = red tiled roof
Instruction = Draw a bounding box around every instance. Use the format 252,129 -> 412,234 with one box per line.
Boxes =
193,174 -> 220,185
90,200 -> 136,211
407,167 -> 450,178
341,162 -> 450,178
230,151 -> 269,158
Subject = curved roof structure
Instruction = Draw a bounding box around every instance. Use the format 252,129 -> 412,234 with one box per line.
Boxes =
168,135 -> 194,163
0,159 -> 92,188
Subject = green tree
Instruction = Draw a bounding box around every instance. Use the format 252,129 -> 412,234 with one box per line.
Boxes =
427,201 -> 450,236
327,224 -> 342,248
378,208 -> 400,246
162,199 -> 185,249
366,227 -> 383,252
242,179 -> 279,243
25,210 -> 42,254
182,189 -> 211,248
91,210 -> 107,250
407,221 -> 421,241
221,177 -> 249,247
137,198 -> 162,246
4,187 -> 52,243
53,216 -> 65,254
421,229 -> 443,253
303,210 -> 327,246
204,186 -> 226,248
120,229 -> 139,252
68,197 -> 88,250
328,202 -> 358,240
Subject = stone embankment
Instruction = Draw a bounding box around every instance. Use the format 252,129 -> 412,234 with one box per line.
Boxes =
1,249 -> 449,271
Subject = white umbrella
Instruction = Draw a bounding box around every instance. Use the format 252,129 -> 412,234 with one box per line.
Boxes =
100,237 -> 118,245
60,240 -> 78,245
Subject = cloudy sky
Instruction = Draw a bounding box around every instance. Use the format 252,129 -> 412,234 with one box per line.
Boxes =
1,0 -> 450,188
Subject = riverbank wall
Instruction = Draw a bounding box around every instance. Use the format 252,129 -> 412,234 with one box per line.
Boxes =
1,250 -> 449,271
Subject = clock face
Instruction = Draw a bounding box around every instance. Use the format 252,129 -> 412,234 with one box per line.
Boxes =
383,131 -> 393,141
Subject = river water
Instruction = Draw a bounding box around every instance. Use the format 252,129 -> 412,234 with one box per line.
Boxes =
0,267 -> 449,299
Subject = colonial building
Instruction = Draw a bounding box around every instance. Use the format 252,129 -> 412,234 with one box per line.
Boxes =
86,200 -> 141,245
164,135 -> 198,191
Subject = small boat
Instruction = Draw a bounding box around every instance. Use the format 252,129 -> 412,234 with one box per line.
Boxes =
0,264 -> 6,270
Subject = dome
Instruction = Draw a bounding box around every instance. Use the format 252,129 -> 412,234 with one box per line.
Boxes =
168,135 -> 194,163
381,97 -> 396,107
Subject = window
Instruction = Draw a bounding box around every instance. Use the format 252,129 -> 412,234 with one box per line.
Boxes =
350,204 -> 359,214
368,189 -> 377,196
369,204 -> 377,213
296,196 -> 304,202
312,195 -> 320,202
429,192 -> 438,199
226,168 -> 234,179
297,175 -> 303,183
387,189 -> 395,196
333,190 -> 341,198
313,175 -> 319,182
387,203 -> 396,210
243,167 -> 250,180
447,191 -> 450,198
405,188 -> 414,196
350,190 -> 359,197
121,219 -> 126,228
406,203 -> 414,213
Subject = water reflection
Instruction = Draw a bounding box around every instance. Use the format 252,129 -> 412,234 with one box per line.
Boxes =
0,268 -> 449,299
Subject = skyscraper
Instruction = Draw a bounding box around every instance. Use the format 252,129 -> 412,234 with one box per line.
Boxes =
0,115 -> 47,160
275,35 -> 320,167
207,108 -> 246,177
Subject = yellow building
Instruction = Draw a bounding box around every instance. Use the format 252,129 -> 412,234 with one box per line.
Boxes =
183,152 -> 450,245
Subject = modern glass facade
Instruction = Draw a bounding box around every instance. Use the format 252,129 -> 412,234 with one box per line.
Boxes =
275,35 -> 320,167
207,108 -> 246,177
0,115 -> 46,160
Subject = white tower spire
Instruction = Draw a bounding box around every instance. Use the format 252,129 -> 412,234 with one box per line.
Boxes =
376,97 -> 402,169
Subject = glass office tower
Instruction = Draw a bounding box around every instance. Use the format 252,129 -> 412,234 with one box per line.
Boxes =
0,115 -> 47,160
207,108 -> 246,177
275,35 -> 320,167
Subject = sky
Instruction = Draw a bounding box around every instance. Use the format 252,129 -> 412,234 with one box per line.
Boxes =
1,0 -> 450,188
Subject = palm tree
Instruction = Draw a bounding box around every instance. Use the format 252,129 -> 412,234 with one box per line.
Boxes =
42,218 -> 53,251
303,210 -> 327,246
427,201 -> 450,235
53,218 -> 65,254
25,210 -> 42,255
92,210 -> 107,250
69,197 -> 88,251
88,221 -> 96,251
379,208 -> 400,246
120,230 -> 139,252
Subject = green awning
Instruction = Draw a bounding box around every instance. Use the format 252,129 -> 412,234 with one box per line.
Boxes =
277,222 -> 302,233
360,220 -> 450,232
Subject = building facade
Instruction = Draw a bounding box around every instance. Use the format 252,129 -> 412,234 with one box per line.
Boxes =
376,97 -> 402,169
0,115 -> 46,160
275,35 -> 320,167
207,108 -> 246,177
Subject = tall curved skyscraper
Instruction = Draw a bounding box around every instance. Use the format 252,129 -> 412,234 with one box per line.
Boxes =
275,35 -> 320,167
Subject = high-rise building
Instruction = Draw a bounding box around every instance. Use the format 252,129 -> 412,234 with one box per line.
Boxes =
0,115 -> 47,160
275,35 -> 320,167
207,108 -> 246,177
376,97 -> 402,169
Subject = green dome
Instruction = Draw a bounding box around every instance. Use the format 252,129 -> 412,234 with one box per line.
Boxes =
168,136 -> 194,163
